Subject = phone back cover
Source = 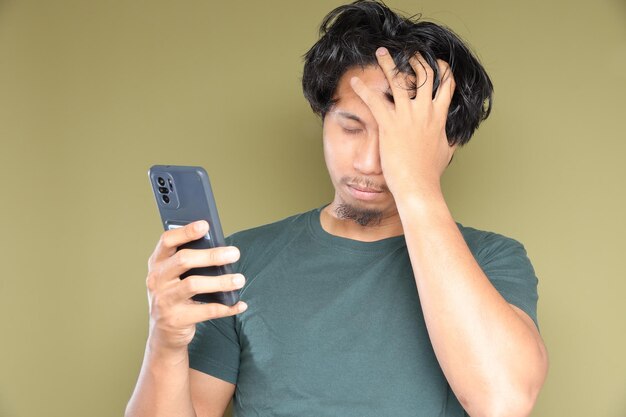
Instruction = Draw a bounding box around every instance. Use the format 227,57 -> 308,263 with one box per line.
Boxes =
148,165 -> 239,306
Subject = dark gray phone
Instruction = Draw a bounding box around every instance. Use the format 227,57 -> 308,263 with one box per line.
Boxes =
148,165 -> 239,306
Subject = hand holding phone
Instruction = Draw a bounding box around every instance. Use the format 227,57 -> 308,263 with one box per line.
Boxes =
145,165 -> 247,351
145,221 -> 248,351
149,165 -> 240,305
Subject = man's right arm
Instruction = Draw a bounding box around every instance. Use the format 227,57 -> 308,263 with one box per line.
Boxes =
125,220 -> 247,417
125,346 -> 235,417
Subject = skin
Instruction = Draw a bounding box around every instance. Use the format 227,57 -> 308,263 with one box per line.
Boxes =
126,49 -> 548,417
125,221 -> 244,417
322,48 -> 548,417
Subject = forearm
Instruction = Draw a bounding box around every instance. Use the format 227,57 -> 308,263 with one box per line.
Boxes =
396,187 -> 547,417
125,342 -> 196,417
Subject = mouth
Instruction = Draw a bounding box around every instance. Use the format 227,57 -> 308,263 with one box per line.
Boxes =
347,184 -> 384,200
350,184 -> 383,193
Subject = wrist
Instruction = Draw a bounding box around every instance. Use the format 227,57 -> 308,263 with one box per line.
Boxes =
146,336 -> 189,366
393,184 -> 453,226
392,181 -> 444,208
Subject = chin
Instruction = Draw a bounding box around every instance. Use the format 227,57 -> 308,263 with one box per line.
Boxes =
334,202 -> 383,227
343,192 -> 394,212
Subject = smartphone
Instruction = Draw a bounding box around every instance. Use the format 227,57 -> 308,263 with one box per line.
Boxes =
148,165 -> 239,306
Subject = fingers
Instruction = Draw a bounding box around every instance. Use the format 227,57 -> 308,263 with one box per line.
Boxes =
173,273 -> 246,302
149,272 -> 248,324
153,298 -> 248,333
433,59 -> 456,113
147,245 -> 240,292
160,246 -> 241,281
350,76 -> 391,125
408,53 -> 434,103
374,47 -> 410,112
151,220 -> 209,265
374,48 -> 445,109
187,301 -> 248,323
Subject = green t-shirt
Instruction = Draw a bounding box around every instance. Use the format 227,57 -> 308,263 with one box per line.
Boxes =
188,208 -> 539,416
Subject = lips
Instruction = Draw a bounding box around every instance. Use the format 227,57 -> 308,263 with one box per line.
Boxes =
347,184 -> 384,201
349,184 -> 382,193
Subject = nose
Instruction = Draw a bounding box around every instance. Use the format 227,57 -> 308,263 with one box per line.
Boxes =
353,130 -> 382,175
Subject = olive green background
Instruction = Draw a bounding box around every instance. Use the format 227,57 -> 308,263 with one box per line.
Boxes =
1,0 -> 624,416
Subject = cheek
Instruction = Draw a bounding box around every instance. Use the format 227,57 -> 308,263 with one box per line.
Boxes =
322,135 -> 339,181
322,127 -> 353,174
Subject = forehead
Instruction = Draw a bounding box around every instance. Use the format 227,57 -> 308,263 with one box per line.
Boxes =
332,65 -> 390,107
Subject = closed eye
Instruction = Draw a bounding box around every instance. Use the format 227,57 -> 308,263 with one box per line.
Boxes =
343,128 -> 363,135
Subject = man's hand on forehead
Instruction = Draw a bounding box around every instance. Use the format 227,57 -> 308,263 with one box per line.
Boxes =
349,47 -> 456,198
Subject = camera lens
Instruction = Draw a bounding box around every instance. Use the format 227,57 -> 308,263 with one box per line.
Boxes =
157,177 -> 165,186
158,187 -> 169,194
162,195 -> 170,204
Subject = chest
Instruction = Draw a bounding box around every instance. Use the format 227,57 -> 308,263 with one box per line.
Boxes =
236,248 -> 444,382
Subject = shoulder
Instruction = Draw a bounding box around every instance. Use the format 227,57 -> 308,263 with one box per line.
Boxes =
456,222 -> 538,299
226,209 -> 313,247
456,222 -> 531,266
224,209 -> 317,270
225,209 -> 318,273
457,223 -> 540,328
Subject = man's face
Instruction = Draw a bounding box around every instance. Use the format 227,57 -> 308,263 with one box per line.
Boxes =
322,65 -> 399,225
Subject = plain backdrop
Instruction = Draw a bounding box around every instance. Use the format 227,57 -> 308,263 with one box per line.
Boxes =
1,0 -> 625,416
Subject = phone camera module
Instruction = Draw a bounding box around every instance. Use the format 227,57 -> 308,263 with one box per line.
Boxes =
157,177 -> 166,186
162,195 -> 170,204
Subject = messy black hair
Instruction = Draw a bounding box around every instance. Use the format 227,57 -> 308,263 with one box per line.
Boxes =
302,0 -> 493,146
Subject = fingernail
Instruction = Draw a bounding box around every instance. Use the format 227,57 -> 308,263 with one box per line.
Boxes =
376,47 -> 388,56
226,247 -> 240,259
239,302 -> 248,312
232,274 -> 245,286
194,221 -> 207,232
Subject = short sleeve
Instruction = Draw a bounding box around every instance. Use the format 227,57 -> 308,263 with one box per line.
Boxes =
188,315 -> 240,384
476,235 -> 540,329
187,234 -> 241,384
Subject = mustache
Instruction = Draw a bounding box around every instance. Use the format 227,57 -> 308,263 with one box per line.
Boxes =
341,176 -> 388,192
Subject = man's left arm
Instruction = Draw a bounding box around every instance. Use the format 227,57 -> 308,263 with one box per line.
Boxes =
396,188 -> 548,417
350,48 -> 548,417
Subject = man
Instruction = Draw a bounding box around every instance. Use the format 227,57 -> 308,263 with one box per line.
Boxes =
126,1 -> 548,416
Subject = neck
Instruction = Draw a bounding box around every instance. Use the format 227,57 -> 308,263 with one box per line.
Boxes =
320,202 -> 404,242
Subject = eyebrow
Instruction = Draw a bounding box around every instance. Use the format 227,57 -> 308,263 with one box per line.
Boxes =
336,111 -> 364,123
